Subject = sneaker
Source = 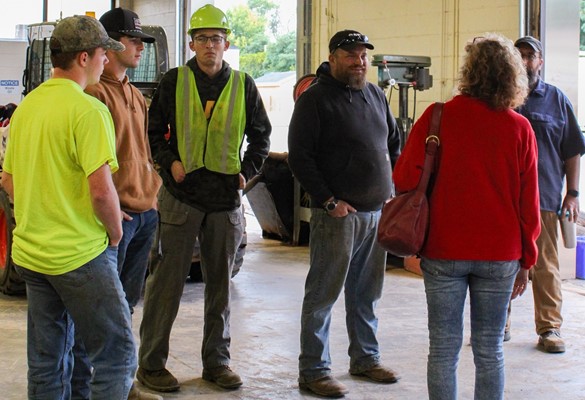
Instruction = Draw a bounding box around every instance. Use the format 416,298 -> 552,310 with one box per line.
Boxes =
504,330 -> 511,342
538,330 -> 566,353
128,384 -> 163,400
299,375 -> 349,398
350,364 -> 400,384
136,367 -> 180,392
202,365 -> 243,389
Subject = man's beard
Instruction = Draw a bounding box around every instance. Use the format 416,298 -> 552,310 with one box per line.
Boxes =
526,69 -> 539,88
348,74 -> 366,90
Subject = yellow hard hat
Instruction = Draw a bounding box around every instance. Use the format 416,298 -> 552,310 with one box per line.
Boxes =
188,4 -> 231,35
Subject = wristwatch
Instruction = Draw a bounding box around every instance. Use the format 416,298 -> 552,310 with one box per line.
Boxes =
567,189 -> 579,198
324,199 -> 338,212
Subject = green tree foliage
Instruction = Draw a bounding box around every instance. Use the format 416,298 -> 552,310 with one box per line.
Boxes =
241,53 -> 267,78
581,0 -> 585,51
227,5 -> 268,54
226,1 -> 295,78
264,32 -> 296,72
248,0 -> 280,38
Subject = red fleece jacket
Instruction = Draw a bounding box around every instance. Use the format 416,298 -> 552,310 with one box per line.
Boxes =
393,95 -> 540,269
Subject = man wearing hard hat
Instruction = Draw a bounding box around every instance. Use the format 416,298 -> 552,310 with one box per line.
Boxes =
137,4 -> 271,393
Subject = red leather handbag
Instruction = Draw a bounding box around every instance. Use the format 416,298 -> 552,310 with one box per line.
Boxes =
377,102 -> 444,257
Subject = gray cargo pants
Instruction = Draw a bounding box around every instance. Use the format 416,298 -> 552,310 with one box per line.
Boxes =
138,185 -> 243,371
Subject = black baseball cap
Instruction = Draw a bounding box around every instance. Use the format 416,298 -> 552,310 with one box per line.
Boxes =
514,36 -> 543,54
50,15 -> 125,53
99,8 -> 155,43
329,30 -> 374,53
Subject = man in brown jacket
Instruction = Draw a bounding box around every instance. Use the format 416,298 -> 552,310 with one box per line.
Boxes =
83,8 -> 162,400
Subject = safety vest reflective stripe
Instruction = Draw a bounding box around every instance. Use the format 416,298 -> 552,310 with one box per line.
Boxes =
175,66 -> 246,174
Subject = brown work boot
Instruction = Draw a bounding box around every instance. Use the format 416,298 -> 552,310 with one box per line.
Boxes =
128,383 -> 163,400
202,365 -> 243,389
136,367 -> 180,392
350,364 -> 400,383
299,375 -> 349,398
538,330 -> 566,353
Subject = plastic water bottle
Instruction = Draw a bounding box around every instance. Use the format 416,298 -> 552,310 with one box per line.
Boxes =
558,211 -> 576,249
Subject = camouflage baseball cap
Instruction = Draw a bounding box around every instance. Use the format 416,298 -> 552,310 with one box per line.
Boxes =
50,15 -> 125,53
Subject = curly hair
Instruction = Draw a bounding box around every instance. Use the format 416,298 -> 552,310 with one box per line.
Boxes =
458,33 -> 528,110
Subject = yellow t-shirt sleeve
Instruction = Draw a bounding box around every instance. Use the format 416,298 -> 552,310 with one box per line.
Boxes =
75,105 -> 119,177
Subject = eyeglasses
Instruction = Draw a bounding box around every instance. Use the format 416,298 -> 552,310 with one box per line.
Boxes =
194,35 -> 226,45
333,33 -> 369,51
520,53 -> 540,61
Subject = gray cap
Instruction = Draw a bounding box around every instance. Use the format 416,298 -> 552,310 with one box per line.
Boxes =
50,15 -> 125,53
514,36 -> 543,54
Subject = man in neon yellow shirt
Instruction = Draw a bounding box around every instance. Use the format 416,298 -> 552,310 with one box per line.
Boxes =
1,15 -> 137,399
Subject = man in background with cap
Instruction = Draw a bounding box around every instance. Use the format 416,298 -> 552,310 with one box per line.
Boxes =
78,8 -> 162,400
288,29 -> 401,397
86,7 -> 161,322
136,4 -> 271,393
1,15 -> 137,398
509,36 -> 585,353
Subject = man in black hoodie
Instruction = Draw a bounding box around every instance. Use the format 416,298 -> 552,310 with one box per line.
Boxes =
288,30 -> 401,398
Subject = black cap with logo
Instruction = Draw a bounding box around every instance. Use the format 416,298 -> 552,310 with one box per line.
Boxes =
328,30 -> 374,54
99,8 -> 155,43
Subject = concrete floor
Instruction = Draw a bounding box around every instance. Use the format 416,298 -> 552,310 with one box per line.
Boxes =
2,215 -> 585,399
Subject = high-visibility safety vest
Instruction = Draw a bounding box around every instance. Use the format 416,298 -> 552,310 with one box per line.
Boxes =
175,66 -> 246,174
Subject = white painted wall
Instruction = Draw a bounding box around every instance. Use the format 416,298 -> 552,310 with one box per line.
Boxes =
0,39 -> 27,105
311,0 -> 521,116
256,73 -> 296,152
541,0 -> 580,109
121,0 -> 178,66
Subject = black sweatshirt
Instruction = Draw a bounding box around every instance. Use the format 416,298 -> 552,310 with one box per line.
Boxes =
288,62 -> 400,211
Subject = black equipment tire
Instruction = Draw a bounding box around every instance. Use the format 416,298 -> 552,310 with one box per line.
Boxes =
0,189 -> 25,295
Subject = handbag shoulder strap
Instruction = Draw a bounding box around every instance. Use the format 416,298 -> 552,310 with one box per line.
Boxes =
416,102 -> 444,193
428,102 -> 444,139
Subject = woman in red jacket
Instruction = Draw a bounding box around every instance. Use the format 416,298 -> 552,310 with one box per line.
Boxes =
393,34 -> 540,400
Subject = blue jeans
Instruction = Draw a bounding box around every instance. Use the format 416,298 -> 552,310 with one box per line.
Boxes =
299,209 -> 386,383
71,211 -> 158,398
118,209 -> 158,312
15,248 -> 137,400
139,186 -> 242,371
421,258 -> 519,400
